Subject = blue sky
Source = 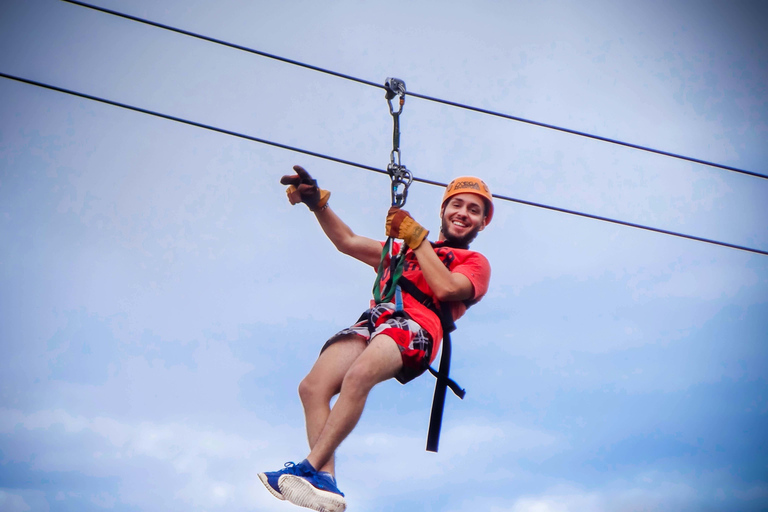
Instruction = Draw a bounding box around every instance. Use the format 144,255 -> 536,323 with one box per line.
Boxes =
1,0 -> 767,511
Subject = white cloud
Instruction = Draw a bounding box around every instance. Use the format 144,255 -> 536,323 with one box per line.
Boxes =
0,407 -> 307,511
440,467 -> 768,512
0,408 -> 273,465
0,491 -> 32,512
506,491 -> 602,512
334,416 -> 561,509
440,421 -> 559,460
447,477 -> 701,512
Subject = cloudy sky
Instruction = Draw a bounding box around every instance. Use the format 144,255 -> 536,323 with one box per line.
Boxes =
1,0 -> 767,511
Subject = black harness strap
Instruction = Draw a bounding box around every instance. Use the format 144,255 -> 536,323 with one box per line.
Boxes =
397,277 -> 466,452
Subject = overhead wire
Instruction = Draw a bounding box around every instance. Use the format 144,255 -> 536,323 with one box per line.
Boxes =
0,72 -> 386,176
61,0 -> 767,182
1,71 -> 766,257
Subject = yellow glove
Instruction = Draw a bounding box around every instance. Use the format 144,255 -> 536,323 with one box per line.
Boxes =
386,206 -> 429,249
279,165 -> 330,211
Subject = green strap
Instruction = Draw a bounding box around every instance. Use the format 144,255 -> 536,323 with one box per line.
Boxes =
373,237 -> 407,304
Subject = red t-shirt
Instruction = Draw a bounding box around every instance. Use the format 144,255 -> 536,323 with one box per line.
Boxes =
376,240 -> 491,360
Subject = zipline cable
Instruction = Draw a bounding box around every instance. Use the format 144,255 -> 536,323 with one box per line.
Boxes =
61,0 -> 381,89
2,71 -> 766,257
406,90 -> 768,181
61,0 -> 767,182
0,72 -> 385,176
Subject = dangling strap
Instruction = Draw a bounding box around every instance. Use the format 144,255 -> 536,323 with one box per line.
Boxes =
395,277 -> 466,452
426,325 -> 465,452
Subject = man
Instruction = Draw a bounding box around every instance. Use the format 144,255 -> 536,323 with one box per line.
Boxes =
259,166 -> 492,512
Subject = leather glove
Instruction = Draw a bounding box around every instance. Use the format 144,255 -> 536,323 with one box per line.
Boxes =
386,206 -> 429,249
280,165 -> 330,211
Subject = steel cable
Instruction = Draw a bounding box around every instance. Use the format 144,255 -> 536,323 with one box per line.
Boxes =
61,0 -> 767,181
1,71 -> 765,257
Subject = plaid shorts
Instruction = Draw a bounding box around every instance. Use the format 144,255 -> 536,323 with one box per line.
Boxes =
321,303 -> 433,384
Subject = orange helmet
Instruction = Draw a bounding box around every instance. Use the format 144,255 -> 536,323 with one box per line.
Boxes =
441,176 -> 494,225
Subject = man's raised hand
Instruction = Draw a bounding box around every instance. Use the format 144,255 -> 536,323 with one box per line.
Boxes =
280,165 -> 331,212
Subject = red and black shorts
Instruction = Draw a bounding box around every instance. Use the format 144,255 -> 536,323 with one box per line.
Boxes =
321,303 -> 433,384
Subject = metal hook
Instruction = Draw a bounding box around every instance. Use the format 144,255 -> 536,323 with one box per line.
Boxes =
388,164 -> 412,207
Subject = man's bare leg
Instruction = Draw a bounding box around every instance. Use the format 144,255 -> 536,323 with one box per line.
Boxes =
278,334 -> 403,511
257,336 -> 369,503
304,334 -> 403,472
298,336 -> 366,476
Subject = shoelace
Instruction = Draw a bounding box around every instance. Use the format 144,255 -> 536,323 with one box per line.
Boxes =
281,461 -> 313,477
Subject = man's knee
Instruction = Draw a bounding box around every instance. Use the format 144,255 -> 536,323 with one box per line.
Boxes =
298,374 -> 330,405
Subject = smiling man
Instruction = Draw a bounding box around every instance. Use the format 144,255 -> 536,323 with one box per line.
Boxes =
259,166 -> 492,512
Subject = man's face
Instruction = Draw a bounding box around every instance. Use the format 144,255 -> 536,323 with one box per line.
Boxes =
439,193 -> 487,246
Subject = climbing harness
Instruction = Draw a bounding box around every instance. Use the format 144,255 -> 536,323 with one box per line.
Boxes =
372,78 -> 465,453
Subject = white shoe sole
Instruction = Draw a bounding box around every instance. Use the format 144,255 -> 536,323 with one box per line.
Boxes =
257,473 -> 285,500
278,474 -> 346,512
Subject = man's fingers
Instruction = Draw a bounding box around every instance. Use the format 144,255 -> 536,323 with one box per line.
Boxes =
390,210 -> 408,235
282,165 -> 326,210
281,165 -> 315,187
386,207 -> 410,237
280,174 -> 300,186
293,165 -> 313,183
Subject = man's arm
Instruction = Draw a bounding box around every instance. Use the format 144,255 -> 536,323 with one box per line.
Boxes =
281,165 -> 382,268
386,207 -> 476,302
411,243 -> 475,302
314,206 -> 383,268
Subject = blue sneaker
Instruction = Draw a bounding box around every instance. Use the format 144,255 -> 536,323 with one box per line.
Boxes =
258,461 -> 305,500
278,460 -> 346,512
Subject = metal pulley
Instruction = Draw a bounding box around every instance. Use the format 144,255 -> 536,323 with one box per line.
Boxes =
384,77 -> 406,105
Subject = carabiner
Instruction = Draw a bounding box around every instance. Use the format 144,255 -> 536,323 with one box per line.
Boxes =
388,163 -> 412,208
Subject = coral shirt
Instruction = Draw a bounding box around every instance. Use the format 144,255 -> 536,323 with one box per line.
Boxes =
377,240 -> 491,361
